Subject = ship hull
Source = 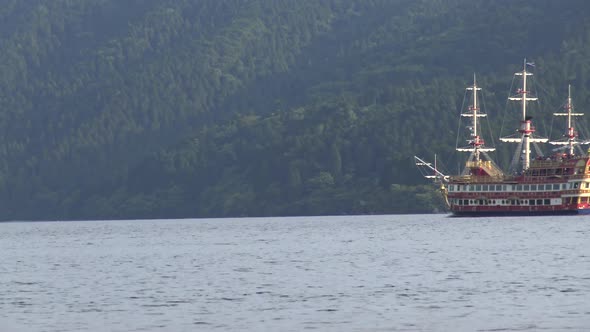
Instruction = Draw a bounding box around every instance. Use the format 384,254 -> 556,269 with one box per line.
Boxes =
450,209 -> 590,217
445,157 -> 590,218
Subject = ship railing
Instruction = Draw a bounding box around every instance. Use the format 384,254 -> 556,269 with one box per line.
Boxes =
449,175 -> 505,183
530,160 -> 564,168
465,160 -> 504,177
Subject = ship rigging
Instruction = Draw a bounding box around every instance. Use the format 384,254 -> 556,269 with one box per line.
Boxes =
415,60 -> 590,216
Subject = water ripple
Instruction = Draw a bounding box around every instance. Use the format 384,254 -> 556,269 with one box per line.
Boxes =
1,215 -> 590,331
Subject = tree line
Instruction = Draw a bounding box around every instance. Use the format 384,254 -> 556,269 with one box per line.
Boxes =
0,0 -> 589,219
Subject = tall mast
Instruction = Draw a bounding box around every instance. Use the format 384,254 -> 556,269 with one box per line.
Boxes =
549,84 -> 584,156
500,59 -> 547,171
457,74 -> 495,160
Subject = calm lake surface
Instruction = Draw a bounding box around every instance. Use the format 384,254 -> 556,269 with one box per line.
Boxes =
1,214 -> 590,331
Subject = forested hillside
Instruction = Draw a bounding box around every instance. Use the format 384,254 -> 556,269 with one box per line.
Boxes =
1,0 -> 590,220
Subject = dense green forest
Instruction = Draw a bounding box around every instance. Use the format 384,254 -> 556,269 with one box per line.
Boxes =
1,0 -> 590,220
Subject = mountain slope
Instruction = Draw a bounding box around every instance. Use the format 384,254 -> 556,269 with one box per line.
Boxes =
1,0 -> 590,219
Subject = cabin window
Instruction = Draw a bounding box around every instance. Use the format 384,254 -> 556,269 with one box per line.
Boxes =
524,185 -> 530,191
537,199 -> 543,205
476,185 -> 482,191
515,185 -> 522,191
553,184 -> 560,190
496,185 -> 502,191
529,199 -> 535,205
574,182 -> 580,189
469,185 -> 474,192
531,184 -> 537,191
562,184 -> 567,189
482,185 -> 488,191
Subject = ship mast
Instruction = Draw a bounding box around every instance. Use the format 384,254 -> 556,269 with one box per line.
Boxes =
500,59 -> 548,171
549,84 -> 584,156
457,74 -> 495,161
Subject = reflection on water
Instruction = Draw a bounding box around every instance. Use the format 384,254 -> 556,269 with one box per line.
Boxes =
1,215 -> 590,331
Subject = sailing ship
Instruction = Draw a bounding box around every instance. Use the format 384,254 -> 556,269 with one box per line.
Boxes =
415,60 -> 590,216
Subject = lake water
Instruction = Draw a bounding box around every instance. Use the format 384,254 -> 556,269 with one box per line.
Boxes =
1,214 -> 590,331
